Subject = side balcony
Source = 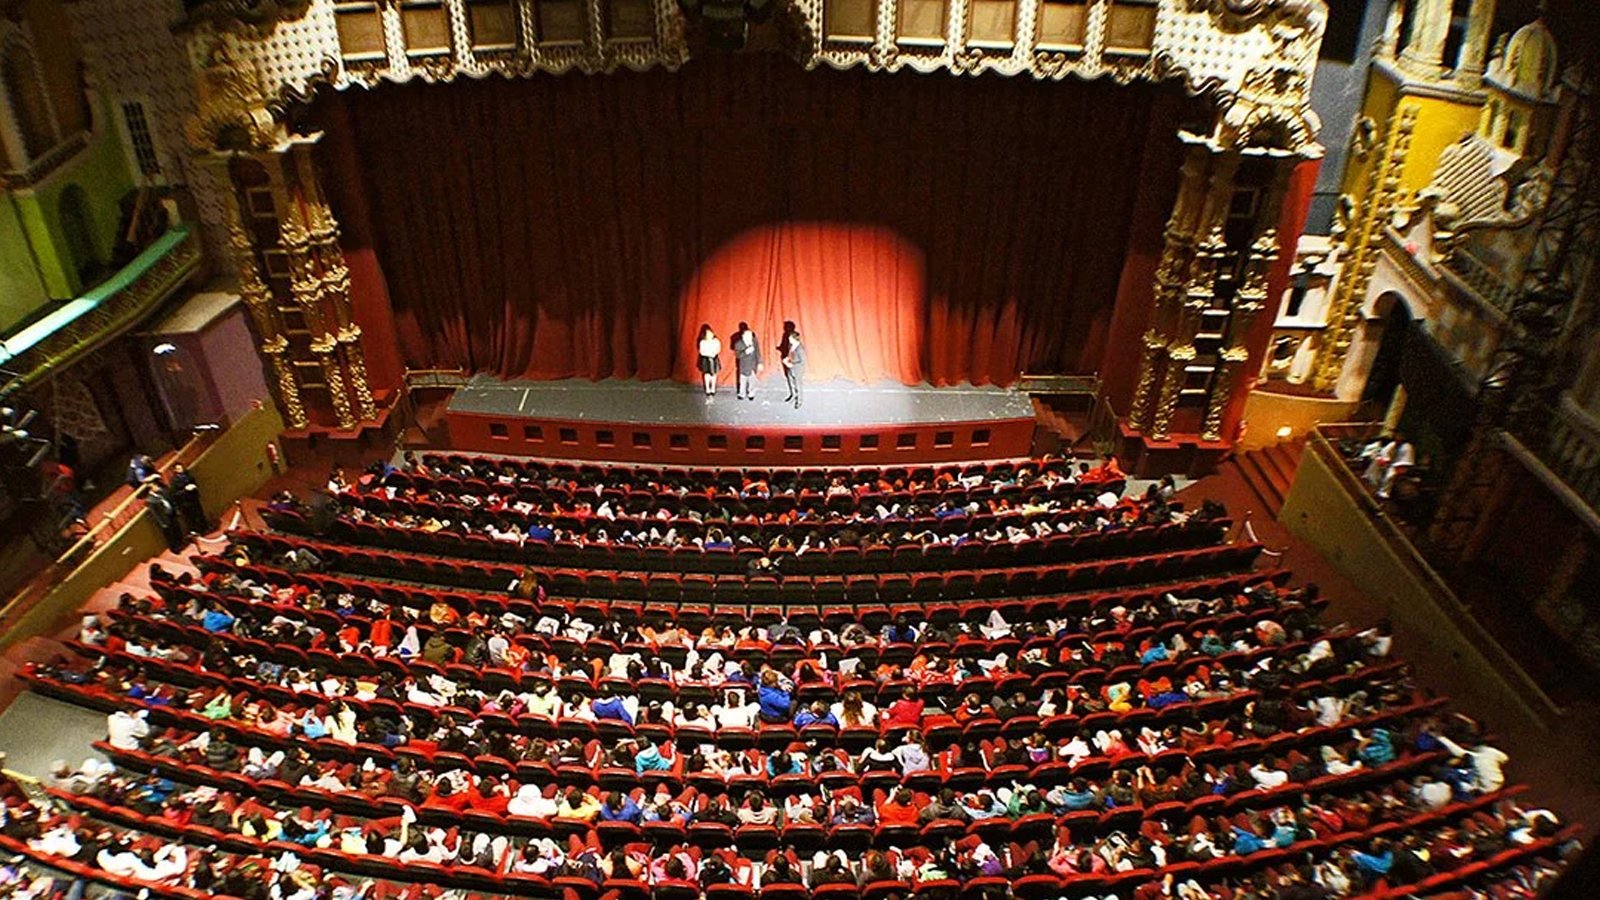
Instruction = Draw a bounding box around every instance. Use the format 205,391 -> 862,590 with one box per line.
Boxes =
0,224 -> 202,392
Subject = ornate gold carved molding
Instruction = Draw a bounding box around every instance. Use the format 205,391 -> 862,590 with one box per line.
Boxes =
186,38 -> 287,154
1201,344 -> 1252,441
217,165 -> 311,430
310,332 -> 356,429
1151,343 -> 1197,441
1127,330 -> 1168,431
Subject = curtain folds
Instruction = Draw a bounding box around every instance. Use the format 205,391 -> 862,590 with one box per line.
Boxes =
317,55 -> 1179,386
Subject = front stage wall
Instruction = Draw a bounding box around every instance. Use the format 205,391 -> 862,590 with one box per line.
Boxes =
314,55 -> 1187,389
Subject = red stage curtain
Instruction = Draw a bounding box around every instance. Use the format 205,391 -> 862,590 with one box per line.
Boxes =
315,56 -> 1185,386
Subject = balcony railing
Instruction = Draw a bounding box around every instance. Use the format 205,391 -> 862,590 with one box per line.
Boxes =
1443,247 -> 1518,315
1544,394 -> 1600,515
0,131 -> 89,190
0,224 -> 202,392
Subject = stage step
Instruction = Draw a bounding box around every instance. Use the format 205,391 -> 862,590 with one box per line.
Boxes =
1229,439 -> 1304,518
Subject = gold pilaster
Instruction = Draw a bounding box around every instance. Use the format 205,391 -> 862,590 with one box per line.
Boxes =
311,332 -> 356,430
339,324 -> 379,421
1127,148 -> 1215,432
260,335 -> 308,430
1151,343 -> 1195,441
1127,330 -> 1168,430
295,144 -> 379,422
1313,105 -> 1419,392
214,160 -> 308,430
1202,345 -> 1251,442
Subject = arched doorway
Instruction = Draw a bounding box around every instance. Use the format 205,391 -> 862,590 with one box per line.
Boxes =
1362,293 -> 1412,407
58,184 -> 100,289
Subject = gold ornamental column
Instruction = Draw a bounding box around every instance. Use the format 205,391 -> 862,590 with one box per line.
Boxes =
210,159 -> 309,430
1201,229 -> 1278,440
1127,147 -> 1213,431
1148,151 -> 1240,441
1200,159 -> 1293,441
266,149 -> 358,430
292,144 -> 379,422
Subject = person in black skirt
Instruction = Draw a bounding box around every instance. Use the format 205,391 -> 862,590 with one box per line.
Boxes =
696,324 -> 722,397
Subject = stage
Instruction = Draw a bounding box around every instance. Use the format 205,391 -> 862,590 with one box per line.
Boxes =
444,376 -> 1038,463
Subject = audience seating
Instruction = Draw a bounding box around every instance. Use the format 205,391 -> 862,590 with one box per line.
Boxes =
4,452 -> 1577,900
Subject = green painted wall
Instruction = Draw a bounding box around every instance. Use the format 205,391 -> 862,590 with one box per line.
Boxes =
0,200 -> 51,333
0,98 -> 135,333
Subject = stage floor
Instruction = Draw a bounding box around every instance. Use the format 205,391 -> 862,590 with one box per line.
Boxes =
447,376 -> 1035,427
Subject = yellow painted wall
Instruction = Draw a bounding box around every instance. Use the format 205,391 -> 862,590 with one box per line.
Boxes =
1396,93 -> 1484,195
1238,388 -> 1360,450
0,200 -> 51,333
1340,67 -> 1486,214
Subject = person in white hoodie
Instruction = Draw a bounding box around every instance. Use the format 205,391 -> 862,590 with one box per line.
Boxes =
106,709 -> 150,750
1435,732 -> 1510,793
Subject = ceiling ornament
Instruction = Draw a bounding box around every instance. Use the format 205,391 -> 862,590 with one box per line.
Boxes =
185,37 -> 285,152
174,0 -> 315,37
1185,0 -> 1326,31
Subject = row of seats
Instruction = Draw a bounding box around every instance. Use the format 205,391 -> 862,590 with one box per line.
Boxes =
278,512 -> 1226,577
411,454 -> 1085,493
228,531 -> 1266,603
101,603 -> 1350,716
187,551 -> 1294,627
331,498 -> 1215,572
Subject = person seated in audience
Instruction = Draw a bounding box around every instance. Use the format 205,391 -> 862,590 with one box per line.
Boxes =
792,700 -> 838,728
555,788 -> 603,822
598,791 -> 642,824
754,670 -> 793,724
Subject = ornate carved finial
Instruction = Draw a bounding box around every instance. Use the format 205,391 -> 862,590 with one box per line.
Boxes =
174,0 -> 315,37
185,36 -> 284,153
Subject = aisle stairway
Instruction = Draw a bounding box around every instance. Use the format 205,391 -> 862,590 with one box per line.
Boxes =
1230,438 -> 1304,518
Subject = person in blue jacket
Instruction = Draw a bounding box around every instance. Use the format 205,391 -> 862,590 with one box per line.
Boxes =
591,687 -> 634,725
599,791 -> 642,824
756,670 -> 793,724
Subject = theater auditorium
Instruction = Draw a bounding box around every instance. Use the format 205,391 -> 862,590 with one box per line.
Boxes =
0,0 -> 1597,898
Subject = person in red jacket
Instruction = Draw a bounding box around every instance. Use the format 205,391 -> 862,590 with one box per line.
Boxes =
883,687 -> 925,728
877,787 -> 922,827
467,776 -> 511,815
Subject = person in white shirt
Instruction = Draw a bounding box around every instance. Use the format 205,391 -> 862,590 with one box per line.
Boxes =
28,823 -> 81,858
1248,758 -> 1290,788
107,709 -> 150,750
1436,732 -> 1510,792
509,784 -> 560,818
696,325 -> 723,397
1413,776 -> 1452,810
712,699 -> 760,729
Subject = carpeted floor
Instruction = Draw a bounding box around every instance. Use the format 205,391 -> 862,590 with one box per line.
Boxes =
0,692 -> 110,779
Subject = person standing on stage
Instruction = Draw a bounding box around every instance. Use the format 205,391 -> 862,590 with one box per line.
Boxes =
733,322 -> 762,401
696,324 -> 722,397
780,325 -> 807,409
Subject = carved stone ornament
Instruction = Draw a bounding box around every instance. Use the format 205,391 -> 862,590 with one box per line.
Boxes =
1212,61 -> 1322,155
174,0 -> 314,37
1185,0 -> 1327,30
1350,116 -> 1378,161
185,38 -> 284,153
